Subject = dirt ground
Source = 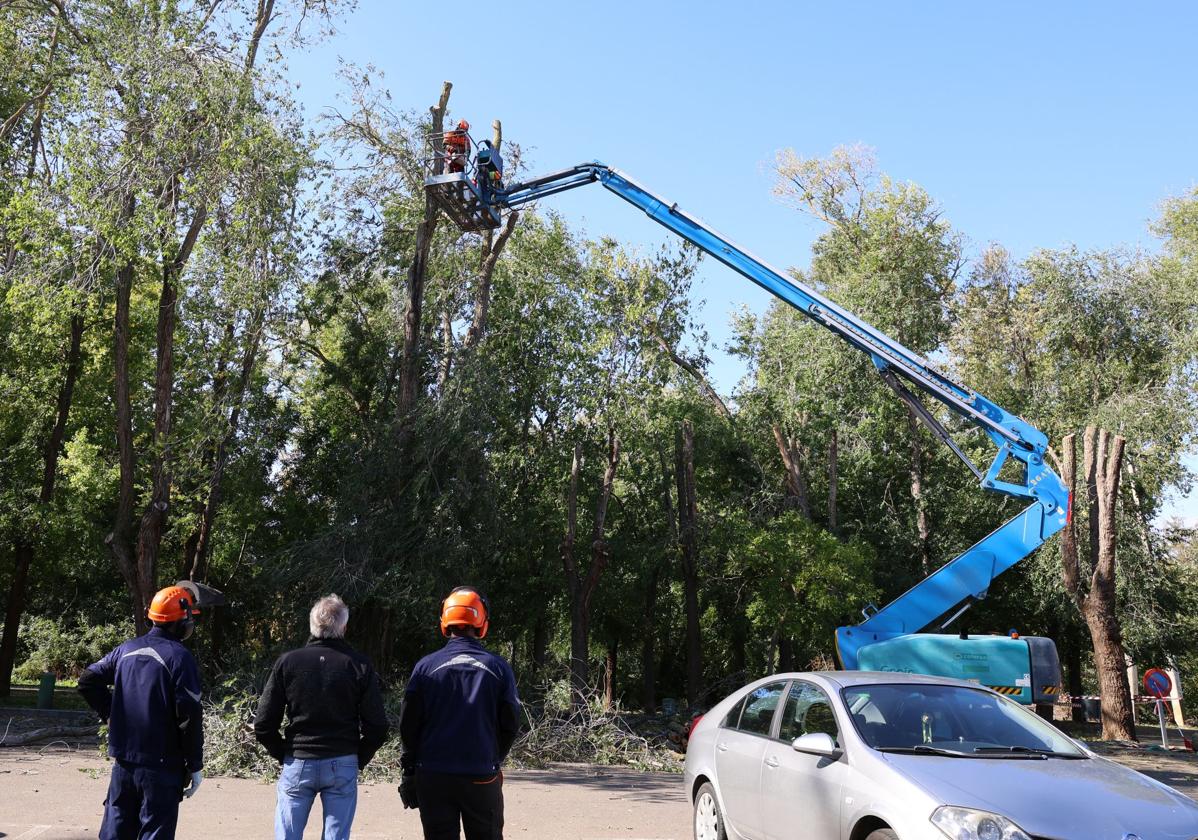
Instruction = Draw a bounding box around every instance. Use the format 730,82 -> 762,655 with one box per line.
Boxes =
0,750 -> 691,840
2,738 -> 1196,839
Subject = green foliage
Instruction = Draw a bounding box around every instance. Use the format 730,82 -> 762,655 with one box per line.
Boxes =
13,617 -> 132,681
742,513 -> 877,660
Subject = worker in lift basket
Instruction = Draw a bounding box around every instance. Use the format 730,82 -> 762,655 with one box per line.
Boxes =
78,585 -> 206,840
398,587 -> 522,840
445,119 -> 470,174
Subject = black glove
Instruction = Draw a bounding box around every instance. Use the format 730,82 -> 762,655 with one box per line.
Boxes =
398,773 -> 418,809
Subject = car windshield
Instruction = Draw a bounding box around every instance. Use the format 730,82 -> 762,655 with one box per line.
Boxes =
843,684 -> 1085,757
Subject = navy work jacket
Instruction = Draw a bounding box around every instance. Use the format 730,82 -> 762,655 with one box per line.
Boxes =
400,636 -> 521,777
79,627 -> 204,772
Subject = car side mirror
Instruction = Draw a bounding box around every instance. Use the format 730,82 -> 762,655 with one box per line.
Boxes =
791,732 -> 841,758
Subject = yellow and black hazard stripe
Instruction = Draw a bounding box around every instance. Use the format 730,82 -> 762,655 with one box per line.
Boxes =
987,685 -> 1024,695
1039,685 -> 1059,695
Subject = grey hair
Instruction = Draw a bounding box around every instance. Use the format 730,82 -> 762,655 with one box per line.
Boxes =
309,594 -> 349,639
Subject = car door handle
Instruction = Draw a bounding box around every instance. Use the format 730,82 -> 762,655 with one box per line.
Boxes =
717,741 -> 729,752
764,755 -> 780,768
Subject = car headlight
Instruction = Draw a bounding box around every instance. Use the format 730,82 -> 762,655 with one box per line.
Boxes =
930,806 -> 1033,840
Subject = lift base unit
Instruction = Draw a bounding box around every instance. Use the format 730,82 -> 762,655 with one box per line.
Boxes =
852,634 -> 1062,705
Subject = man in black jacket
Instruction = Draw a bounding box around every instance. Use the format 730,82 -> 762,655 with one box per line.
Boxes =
254,594 -> 389,840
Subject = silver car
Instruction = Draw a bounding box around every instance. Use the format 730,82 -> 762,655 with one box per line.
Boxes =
684,671 -> 1198,840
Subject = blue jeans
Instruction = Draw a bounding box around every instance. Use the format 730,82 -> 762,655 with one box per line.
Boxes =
275,754 -> 359,840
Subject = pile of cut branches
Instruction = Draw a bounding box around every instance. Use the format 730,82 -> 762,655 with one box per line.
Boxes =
509,684 -> 682,773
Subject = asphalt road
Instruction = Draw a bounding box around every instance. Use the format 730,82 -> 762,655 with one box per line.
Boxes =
0,751 -> 691,839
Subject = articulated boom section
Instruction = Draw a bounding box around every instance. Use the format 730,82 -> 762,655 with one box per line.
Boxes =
426,155 -> 1070,702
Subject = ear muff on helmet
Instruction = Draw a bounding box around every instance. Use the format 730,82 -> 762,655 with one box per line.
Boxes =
148,585 -> 197,640
440,587 -> 490,639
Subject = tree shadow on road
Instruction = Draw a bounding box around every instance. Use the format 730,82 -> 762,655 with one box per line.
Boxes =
509,765 -> 688,804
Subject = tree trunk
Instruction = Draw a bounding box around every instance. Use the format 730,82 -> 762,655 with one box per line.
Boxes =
133,254 -> 186,611
603,638 -> 618,711
778,635 -> 794,673
771,424 -> 811,519
1090,428 -> 1135,740
729,604 -> 747,679
676,420 -> 702,708
906,411 -> 931,576
766,629 -> 779,674
1086,604 -> 1135,738
397,82 -> 452,422
640,566 -> 658,713
561,434 -> 621,701
1059,428 -> 1136,741
567,595 -> 588,700
531,614 -> 549,680
1,312 -> 85,694
641,448 -> 675,713
562,442 -> 584,693
1,540 -> 34,696
106,227 -> 146,633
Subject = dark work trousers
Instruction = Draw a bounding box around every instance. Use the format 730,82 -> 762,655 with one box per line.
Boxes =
416,770 -> 504,840
100,759 -> 183,840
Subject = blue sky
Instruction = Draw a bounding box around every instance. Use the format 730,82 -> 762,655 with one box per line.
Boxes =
288,1 -> 1197,524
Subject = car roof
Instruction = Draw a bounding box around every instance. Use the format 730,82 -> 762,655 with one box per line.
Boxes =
768,670 -> 989,692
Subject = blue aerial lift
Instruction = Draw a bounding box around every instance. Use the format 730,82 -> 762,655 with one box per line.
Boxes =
424,132 -> 1068,705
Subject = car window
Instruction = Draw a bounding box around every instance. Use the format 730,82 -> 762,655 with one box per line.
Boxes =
778,682 -> 840,743
843,684 -> 1084,755
721,696 -> 747,729
736,681 -> 787,737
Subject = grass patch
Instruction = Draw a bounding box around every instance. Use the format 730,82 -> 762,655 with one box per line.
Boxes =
0,684 -> 89,711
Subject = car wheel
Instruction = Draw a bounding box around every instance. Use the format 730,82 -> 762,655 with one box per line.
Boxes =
693,781 -> 727,840
865,830 -> 898,840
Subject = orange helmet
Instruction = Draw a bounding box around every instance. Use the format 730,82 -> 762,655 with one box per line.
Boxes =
456,119 -> 470,131
440,587 -> 489,638
148,585 -> 199,624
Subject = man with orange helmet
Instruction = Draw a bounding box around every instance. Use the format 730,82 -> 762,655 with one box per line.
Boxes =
444,119 -> 470,174
78,583 -> 207,840
399,587 -> 521,840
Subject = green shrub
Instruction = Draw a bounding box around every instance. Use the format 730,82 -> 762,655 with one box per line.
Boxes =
14,616 -> 132,681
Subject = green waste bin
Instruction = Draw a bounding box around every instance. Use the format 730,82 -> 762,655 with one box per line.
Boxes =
37,672 -> 55,709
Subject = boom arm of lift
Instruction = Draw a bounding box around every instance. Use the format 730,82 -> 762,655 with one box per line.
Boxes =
463,161 -> 1069,669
